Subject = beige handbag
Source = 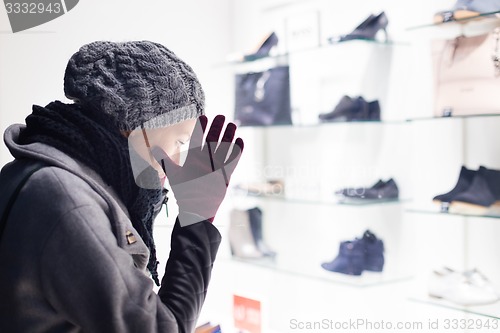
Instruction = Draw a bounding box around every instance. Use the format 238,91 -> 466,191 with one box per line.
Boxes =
432,28 -> 500,117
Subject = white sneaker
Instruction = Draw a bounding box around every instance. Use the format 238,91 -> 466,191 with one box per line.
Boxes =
428,267 -> 500,306
464,268 -> 500,298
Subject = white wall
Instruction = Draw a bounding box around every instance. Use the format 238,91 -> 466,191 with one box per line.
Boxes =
0,0 -> 234,165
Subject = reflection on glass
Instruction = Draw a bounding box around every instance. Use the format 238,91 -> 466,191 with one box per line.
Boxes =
407,10 -> 500,30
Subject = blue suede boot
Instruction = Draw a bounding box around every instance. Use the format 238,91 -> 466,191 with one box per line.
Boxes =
321,240 -> 365,276
360,230 -> 385,272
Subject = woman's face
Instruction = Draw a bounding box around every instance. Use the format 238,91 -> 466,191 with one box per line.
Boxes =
127,118 -> 197,180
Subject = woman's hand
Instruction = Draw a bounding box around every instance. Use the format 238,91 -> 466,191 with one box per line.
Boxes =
152,115 -> 244,226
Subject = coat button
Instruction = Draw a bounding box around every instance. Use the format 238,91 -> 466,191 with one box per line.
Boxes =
126,230 -> 137,244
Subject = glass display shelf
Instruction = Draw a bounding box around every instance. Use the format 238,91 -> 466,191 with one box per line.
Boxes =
406,203 -> 500,220
218,39 -> 409,67
261,0 -> 311,12
231,189 -> 409,208
236,114 -> 500,129
283,39 -> 408,62
406,10 -> 500,31
222,256 -> 413,288
405,113 -> 500,122
219,53 -> 289,67
409,296 -> 500,320
237,119 -> 407,129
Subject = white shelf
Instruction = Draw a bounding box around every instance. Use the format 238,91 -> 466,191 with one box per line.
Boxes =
409,296 -> 500,320
222,257 -> 413,288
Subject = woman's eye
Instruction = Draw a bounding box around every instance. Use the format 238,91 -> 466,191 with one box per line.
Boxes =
176,140 -> 186,146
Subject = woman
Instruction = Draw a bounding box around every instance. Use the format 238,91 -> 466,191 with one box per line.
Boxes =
0,40 -> 243,333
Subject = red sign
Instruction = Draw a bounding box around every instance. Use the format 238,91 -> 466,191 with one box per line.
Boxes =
233,295 -> 261,333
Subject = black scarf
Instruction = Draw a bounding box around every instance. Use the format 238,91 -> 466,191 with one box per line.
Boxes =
19,101 -> 164,285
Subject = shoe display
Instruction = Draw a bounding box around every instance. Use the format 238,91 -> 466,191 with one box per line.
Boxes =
428,267 -> 500,306
368,100 -> 381,121
226,32 -> 279,62
433,166 -> 500,215
234,179 -> 285,196
361,230 -> 385,272
433,166 -> 476,210
465,268 -> 500,299
434,0 -> 500,23
321,240 -> 366,276
219,2 -> 498,318
328,12 -> 389,43
450,166 -> 500,215
228,209 -> 264,259
243,32 -> 279,61
336,178 -> 399,203
335,179 -> 385,197
318,95 -> 381,122
228,207 -> 276,259
321,229 -> 385,276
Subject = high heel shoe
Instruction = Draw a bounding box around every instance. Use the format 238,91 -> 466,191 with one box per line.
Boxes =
329,12 -> 389,43
243,32 -> 279,61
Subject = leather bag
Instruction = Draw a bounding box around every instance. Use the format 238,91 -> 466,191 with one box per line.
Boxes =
234,66 -> 292,126
432,28 -> 500,117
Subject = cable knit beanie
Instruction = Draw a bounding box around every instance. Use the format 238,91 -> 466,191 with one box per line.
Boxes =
64,40 -> 205,131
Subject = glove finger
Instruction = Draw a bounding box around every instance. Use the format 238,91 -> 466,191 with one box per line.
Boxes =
205,115 -> 226,170
188,115 -> 208,152
205,115 -> 225,146
213,122 -> 236,163
221,137 -> 244,181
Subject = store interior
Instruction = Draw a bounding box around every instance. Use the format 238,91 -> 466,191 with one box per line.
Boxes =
1,0 -> 499,332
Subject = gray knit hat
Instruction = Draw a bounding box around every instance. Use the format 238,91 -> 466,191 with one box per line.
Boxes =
64,40 -> 205,131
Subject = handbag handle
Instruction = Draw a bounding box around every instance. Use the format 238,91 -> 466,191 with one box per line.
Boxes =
254,71 -> 271,102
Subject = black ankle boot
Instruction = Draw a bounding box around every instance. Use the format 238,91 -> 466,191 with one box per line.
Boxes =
451,166 -> 500,209
483,167 -> 500,201
433,166 -> 477,209
368,100 -> 381,121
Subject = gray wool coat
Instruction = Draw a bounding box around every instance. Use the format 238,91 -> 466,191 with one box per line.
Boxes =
0,124 -> 221,333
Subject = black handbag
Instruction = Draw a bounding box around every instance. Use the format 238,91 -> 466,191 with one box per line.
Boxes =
234,65 -> 292,126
